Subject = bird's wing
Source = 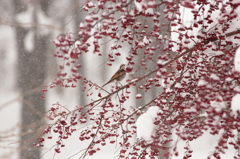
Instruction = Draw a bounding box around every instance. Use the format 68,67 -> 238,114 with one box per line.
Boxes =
109,69 -> 125,81
102,69 -> 125,87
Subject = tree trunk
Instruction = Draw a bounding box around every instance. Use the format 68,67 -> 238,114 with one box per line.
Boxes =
13,1 -> 50,158
72,0 -> 88,107
133,3 -> 172,159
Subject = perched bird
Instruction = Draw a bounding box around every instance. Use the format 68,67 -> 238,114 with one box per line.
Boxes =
102,64 -> 126,87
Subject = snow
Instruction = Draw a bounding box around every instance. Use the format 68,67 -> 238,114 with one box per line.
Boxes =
136,94 -> 142,99
74,40 -> 81,47
158,34 -> 162,40
210,73 -> 220,80
210,100 -> 225,112
86,1 -> 95,8
85,15 -> 93,22
1,0 -> 240,159
0,25 -> 19,159
156,59 -> 164,65
197,79 -> 207,86
79,22 -> 84,28
136,106 -> 160,143
175,83 -> 182,88
234,86 -> 240,93
148,0 -> 156,7
206,42 -> 224,56
143,36 -> 151,44
184,106 -> 196,113
234,47 -> 240,72
145,8 -> 154,15
171,1 -> 240,53
225,77 -> 232,82
134,0 -> 146,12
16,5 -> 32,25
134,0 -> 153,15
92,14 -> 99,20
165,87 -> 173,93
129,10 -> 135,16
231,94 -> 240,112
24,31 -> 34,52
16,4 -> 51,34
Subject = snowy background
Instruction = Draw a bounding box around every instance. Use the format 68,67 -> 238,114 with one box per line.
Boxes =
0,0 -> 239,159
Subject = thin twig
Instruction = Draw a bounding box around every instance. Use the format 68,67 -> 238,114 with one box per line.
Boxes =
80,118 -> 103,159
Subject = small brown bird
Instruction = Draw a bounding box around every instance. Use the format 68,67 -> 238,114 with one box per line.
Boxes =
102,64 -> 126,87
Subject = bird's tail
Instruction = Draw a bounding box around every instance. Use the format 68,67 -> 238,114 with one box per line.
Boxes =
102,81 -> 110,87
